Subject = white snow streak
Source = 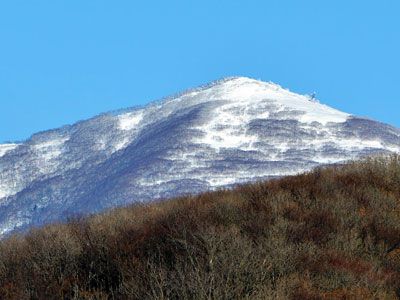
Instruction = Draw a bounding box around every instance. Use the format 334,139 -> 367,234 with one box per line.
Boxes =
32,136 -> 69,174
118,111 -> 144,131
0,144 -> 19,158
192,102 -> 259,151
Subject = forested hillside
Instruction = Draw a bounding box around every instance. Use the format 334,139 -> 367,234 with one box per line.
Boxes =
1,156 -> 400,299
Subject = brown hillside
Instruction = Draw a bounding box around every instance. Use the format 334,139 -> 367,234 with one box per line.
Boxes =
1,156 -> 400,299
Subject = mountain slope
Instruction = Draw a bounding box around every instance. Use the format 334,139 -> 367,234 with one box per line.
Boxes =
1,156 -> 400,299
0,77 -> 400,235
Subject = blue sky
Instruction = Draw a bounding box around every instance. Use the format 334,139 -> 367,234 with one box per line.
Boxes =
0,1 -> 399,143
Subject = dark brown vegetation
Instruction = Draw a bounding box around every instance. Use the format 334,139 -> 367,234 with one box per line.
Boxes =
1,155 -> 400,299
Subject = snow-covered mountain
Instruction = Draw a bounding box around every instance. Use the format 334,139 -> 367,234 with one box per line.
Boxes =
1,77 -> 399,235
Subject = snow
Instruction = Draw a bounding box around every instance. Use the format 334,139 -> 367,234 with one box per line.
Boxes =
111,110 -> 146,151
193,102 -> 259,151
191,77 -> 350,151
0,144 -> 21,200
118,110 -> 144,130
113,137 -> 131,151
32,136 -> 69,174
0,187 -> 16,200
33,137 -> 68,159
212,77 -> 350,125
0,136 -> 69,201
0,144 -> 19,158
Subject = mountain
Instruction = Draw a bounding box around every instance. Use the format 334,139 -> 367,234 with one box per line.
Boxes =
0,77 -> 399,235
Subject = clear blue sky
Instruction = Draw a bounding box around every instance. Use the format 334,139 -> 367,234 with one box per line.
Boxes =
1,1 -> 399,143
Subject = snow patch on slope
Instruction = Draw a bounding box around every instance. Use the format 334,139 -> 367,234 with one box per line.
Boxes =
113,137 -> 131,152
118,110 -> 144,131
0,187 -> 16,200
32,136 -> 69,174
193,102 -> 260,150
0,144 -> 19,157
33,137 -> 68,159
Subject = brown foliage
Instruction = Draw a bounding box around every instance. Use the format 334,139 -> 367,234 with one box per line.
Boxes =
0,155 -> 400,299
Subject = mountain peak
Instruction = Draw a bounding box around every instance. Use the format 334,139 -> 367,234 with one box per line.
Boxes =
167,76 -> 350,126
215,76 -> 263,84
207,76 -> 285,92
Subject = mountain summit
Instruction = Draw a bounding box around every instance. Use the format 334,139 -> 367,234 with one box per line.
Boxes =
1,77 -> 399,235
